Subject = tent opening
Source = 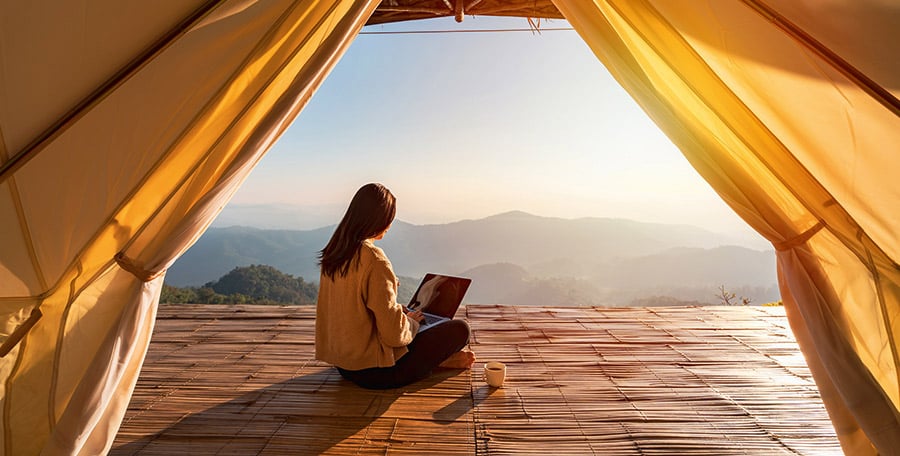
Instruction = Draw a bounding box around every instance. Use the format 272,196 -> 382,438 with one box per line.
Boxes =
2,1 -> 897,454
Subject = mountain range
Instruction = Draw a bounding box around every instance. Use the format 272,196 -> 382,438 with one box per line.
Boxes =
167,211 -> 779,306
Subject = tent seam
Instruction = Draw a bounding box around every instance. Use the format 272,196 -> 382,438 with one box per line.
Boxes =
2,306 -> 39,456
861,233 -> 900,409
0,128 -> 48,292
0,0 -> 226,186
47,262 -> 82,436
741,0 -> 900,116
6,183 -> 48,291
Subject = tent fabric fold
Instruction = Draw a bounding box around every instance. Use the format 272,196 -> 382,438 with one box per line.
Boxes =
0,0 -> 378,454
551,0 -> 899,453
1,0 -> 898,454
0,0 -> 228,184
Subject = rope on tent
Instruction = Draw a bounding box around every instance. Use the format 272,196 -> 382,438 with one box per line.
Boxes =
0,308 -> 42,357
772,221 -> 824,251
114,252 -> 163,282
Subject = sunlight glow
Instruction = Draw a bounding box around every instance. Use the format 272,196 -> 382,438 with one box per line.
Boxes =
227,16 -> 758,238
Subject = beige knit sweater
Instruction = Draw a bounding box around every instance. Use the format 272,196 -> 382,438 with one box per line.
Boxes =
315,239 -> 420,370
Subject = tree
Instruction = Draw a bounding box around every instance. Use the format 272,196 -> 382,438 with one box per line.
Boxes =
715,285 -> 751,306
159,264 -> 318,305
205,264 -> 317,304
196,287 -> 225,304
160,284 -> 198,304
161,265 -> 321,305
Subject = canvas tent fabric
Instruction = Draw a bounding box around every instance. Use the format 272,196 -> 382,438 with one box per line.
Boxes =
553,1 -> 900,454
0,0 -> 379,454
0,0 -> 897,454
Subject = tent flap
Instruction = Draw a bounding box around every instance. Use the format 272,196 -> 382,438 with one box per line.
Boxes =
553,0 -> 900,453
1,0 -> 898,454
0,0 -> 378,454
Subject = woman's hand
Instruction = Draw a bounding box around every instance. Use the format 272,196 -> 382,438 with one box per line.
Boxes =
406,310 -> 425,323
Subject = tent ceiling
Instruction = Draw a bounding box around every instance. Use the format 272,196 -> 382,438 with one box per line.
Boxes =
366,0 -> 563,25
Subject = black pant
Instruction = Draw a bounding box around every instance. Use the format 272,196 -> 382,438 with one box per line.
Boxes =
337,319 -> 470,389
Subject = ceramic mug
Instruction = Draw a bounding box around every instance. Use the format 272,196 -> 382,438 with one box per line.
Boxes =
484,361 -> 506,388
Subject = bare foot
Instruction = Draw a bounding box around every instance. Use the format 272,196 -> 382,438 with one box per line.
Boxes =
439,349 -> 476,369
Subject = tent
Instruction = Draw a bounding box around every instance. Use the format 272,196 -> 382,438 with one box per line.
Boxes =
1,0 -> 897,454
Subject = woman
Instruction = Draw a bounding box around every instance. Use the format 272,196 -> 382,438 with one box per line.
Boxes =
315,183 -> 474,389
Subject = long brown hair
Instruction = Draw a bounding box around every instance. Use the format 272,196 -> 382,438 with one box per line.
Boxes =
318,183 -> 396,279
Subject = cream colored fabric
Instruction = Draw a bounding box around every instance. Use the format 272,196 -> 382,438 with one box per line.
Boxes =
316,239 -> 420,370
553,0 -> 899,453
2,0 -> 898,454
0,1 -> 379,454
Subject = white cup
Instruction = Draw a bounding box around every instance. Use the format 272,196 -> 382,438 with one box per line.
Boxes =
483,361 -> 506,388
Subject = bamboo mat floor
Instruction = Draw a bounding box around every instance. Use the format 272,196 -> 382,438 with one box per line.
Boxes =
111,304 -> 840,455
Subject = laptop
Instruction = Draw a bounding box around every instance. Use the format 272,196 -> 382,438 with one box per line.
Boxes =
406,273 -> 472,333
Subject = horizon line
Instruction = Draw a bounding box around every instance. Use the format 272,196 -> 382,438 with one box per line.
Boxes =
213,209 -> 736,231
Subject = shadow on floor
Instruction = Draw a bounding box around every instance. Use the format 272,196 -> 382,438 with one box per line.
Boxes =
111,367 -> 470,455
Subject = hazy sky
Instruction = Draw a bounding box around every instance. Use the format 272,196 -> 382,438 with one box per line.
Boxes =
227,15 -> 758,237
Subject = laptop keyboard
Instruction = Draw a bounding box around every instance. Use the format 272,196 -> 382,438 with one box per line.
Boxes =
421,313 -> 445,326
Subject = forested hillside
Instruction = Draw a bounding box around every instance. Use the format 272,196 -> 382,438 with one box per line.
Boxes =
165,212 -> 779,306
162,264 -> 419,305
161,264 -> 317,305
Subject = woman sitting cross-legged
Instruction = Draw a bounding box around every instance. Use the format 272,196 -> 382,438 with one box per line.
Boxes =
315,183 -> 475,389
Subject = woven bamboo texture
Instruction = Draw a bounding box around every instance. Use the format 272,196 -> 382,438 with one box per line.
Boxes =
111,305 -> 840,455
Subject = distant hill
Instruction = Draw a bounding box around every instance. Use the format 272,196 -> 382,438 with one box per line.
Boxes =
463,262 -> 606,306
462,263 -> 530,304
461,247 -> 779,306
594,246 -> 776,288
166,225 -> 333,287
379,211 -> 747,277
166,211 -> 779,306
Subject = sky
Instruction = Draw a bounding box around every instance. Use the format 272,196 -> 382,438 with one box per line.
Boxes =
224,15 -> 761,240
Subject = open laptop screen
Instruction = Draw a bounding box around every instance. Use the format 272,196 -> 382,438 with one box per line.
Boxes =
407,273 -> 472,318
